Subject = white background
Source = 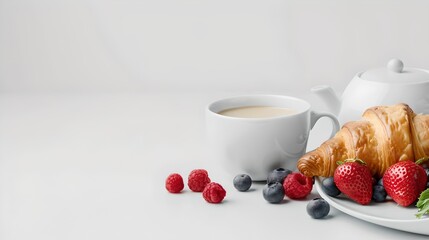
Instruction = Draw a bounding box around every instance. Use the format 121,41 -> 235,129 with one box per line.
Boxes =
2,1 -> 429,239
1,0 -> 429,94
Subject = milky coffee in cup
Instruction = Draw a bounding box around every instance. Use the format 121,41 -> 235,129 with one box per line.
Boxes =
206,95 -> 340,181
218,106 -> 298,118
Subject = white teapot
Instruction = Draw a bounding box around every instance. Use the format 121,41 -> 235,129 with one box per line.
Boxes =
312,59 -> 429,124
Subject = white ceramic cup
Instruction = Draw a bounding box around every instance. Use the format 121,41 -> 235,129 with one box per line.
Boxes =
206,95 -> 340,181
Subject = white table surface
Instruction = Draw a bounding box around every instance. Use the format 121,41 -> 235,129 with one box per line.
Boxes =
1,92 -> 427,240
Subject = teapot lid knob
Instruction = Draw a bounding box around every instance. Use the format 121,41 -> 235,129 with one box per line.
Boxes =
387,58 -> 404,73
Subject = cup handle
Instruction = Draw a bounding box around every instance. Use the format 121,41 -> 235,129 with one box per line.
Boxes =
310,111 -> 340,139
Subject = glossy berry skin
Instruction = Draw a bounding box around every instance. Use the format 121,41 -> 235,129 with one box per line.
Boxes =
263,182 -> 285,203
321,177 -> 340,197
383,160 -> 427,207
377,178 -> 384,187
165,173 -> 184,193
267,168 -> 292,184
283,172 -> 313,199
424,168 -> 429,178
372,185 -> 387,202
424,168 -> 429,188
334,161 -> 373,205
188,169 -> 211,192
233,174 -> 252,192
307,198 -> 330,219
203,182 -> 226,203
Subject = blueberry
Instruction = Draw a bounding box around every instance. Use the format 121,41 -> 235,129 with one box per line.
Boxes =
262,182 -> 285,203
372,185 -> 387,202
423,169 -> 429,188
321,177 -> 340,197
233,174 -> 252,192
377,178 -> 384,187
307,198 -> 330,219
267,168 -> 292,184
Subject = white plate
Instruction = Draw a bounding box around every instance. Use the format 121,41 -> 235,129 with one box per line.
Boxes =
315,177 -> 429,235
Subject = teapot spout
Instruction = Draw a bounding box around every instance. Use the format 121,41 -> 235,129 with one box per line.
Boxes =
311,85 -> 341,115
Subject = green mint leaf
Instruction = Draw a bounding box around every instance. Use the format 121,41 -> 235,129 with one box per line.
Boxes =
416,189 -> 429,208
416,204 -> 429,219
416,189 -> 429,219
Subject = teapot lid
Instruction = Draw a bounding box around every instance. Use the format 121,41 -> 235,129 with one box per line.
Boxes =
360,59 -> 429,84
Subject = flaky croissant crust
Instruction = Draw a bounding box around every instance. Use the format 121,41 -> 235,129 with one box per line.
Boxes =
297,104 -> 429,178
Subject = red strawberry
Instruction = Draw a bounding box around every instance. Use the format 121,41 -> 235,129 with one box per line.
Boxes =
334,159 -> 373,205
383,160 -> 427,207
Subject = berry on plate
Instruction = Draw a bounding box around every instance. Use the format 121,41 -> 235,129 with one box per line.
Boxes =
423,168 -> 429,188
165,173 -> 184,193
334,159 -> 372,205
203,182 -> 226,203
377,177 -> 384,187
263,182 -> 285,203
267,168 -> 292,184
283,172 -> 313,199
383,160 -> 427,207
372,185 -> 387,202
233,174 -> 252,192
321,177 -> 340,197
188,169 -> 211,192
307,198 -> 330,219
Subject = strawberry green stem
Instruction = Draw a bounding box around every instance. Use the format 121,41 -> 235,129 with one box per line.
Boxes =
337,158 -> 366,166
415,156 -> 429,165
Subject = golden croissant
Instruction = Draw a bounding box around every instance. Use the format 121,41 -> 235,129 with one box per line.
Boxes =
297,103 -> 429,178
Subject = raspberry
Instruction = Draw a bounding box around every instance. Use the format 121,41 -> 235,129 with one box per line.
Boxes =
203,182 -> 226,203
165,173 -> 184,193
188,169 -> 211,192
283,172 -> 313,199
